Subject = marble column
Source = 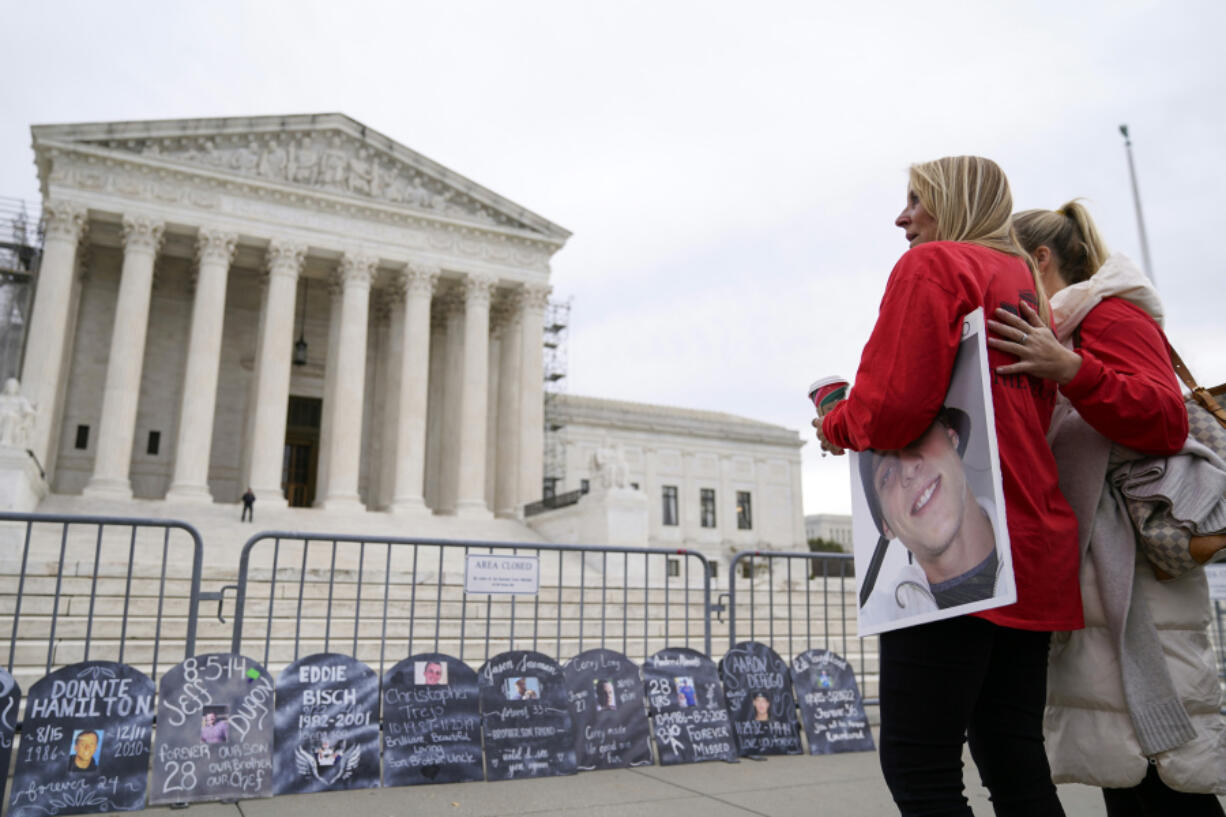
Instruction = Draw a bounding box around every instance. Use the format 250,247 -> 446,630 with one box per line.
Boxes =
83,215 -> 164,499
316,253 -> 375,510
165,228 -> 237,502
245,240 -> 305,505
437,291 -> 465,514
493,289 -> 523,518
517,283 -> 550,505
390,262 -> 438,514
313,275 -> 344,502
455,273 -> 494,518
376,283 -> 404,511
24,200 -> 88,474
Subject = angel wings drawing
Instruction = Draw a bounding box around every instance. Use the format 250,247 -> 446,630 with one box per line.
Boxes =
294,738 -> 361,785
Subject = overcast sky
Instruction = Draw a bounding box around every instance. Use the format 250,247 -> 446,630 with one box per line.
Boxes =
4,1 -> 1223,514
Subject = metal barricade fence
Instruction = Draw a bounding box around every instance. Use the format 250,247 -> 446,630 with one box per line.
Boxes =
0,512 -> 205,699
726,550 -> 877,704
229,532 -> 713,679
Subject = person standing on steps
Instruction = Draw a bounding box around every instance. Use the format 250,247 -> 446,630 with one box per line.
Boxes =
241,487 -> 255,522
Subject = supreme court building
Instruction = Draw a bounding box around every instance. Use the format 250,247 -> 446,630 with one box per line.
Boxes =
14,114 -> 805,561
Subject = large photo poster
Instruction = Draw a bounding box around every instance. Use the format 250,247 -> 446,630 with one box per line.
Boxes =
851,308 -> 1015,635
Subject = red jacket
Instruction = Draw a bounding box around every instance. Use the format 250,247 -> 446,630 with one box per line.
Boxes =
823,241 -> 1082,631
1062,298 -> 1187,455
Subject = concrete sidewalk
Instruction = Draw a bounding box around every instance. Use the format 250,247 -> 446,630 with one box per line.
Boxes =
136,747 -> 1135,817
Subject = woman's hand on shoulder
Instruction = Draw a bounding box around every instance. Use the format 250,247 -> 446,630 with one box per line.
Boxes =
987,302 -> 1082,385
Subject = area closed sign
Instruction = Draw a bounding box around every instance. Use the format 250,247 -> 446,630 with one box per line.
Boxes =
465,554 -> 540,595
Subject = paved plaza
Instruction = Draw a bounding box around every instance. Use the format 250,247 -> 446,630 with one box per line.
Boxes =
131,735 -> 1180,817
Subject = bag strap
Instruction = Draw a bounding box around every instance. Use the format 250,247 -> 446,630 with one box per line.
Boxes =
1168,344 -> 1226,426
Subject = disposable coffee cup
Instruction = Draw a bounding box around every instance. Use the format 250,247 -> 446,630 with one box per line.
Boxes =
808,376 -> 849,417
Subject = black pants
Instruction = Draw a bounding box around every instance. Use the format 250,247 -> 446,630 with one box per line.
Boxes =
1102,763 -> 1225,817
878,615 -> 1064,817
241,503 -> 253,522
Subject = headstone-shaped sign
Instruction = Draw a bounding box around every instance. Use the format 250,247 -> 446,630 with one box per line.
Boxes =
274,653 -> 380,795
641,647 -> 737,765
563,649 -> 652,770
791,649 -> 874,754
7,661 -> 154,817
719,641 -> 802,756
479,650 -> 576,780
382,653 -> 483,786
0,668 -> 20,807
151,653 -> 275,804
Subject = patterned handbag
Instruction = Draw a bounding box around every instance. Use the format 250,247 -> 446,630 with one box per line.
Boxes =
1125,347 -> 1226,580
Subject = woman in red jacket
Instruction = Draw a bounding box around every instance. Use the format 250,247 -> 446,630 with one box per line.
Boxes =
816,156 -> 1080,816
988,201 -> 1224,816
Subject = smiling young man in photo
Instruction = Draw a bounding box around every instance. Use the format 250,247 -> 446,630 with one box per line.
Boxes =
860,407 -> 998,613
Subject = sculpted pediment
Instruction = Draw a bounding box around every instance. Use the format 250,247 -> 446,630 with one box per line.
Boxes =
33,114 -> 569,242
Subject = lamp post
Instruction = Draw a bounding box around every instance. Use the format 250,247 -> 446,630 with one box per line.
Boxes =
1119,124 -> 1154,285
293,278 -> 309,366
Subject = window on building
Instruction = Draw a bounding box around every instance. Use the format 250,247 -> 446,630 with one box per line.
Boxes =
543,477 -> 558,500
667,558 -> 680,577
146,430 -> 161,456
700,488 -> 716,528
74,425 -> 89,450
662,485 -> 678,526
630,482 -> 639,490
736,491 -> 752,530
707,561 -> 719,579
580,479 -> 590,494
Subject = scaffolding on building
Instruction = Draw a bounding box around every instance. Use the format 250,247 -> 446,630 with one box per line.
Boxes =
0,196 -> 41,384
542,297 -> 571,498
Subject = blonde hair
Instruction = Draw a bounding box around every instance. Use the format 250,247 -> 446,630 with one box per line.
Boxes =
1012,200 -> 1110,286
908,156 -> 1049,321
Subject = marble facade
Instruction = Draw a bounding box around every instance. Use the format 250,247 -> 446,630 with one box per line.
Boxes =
23,114 -> 567,517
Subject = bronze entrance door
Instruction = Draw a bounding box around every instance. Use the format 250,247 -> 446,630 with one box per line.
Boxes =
282,396 -> 321,507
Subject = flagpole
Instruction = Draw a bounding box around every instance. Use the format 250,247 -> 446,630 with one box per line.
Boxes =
1119,124 -> 1154,285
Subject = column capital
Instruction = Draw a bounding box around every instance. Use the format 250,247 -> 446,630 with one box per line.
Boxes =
490,289 -> 522,334
462,273 -> 495,306
42,200 -> 88,243
521,282 -> 552,312
265,239 -> 306,279
121,214 -> 165,254
195,227 -> 238,266
405,260 -> 441,296
339,253 -> 377,288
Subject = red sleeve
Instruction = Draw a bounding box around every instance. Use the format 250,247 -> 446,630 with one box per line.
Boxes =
822,247 -> 969,451
1060,299 -> 1188,456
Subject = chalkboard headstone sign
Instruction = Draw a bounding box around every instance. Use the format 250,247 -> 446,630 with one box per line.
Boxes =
719,641 -> 802,756
382,653 -> 483,786
0,669 -> 20,808
563,649 -> 652,770
7,661 -> 154,817
151,653 -> 275,804
274,653 -> 380,795
791,649 -> 874,755
641,647 -> 737,765
479,650 -> 576,780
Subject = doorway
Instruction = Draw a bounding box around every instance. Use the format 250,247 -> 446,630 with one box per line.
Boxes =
282,396 -> 321,507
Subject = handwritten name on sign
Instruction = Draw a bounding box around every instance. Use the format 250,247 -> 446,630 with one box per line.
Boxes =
479,650 -> 576,780
719,641 -> 801,756
0,669 -> 20,808
8,661 -> 154,817
791,649 -> 874,755
563,648 -> 652,771
382,653 -> 483,786
641,647 -> 737,765
273,653 -> 380,795
151,653 -> 274,804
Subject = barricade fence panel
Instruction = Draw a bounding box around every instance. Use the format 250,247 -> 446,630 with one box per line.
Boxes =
229,533 -> 713,679
727,551 -> 877,704
0,512 -> 204,695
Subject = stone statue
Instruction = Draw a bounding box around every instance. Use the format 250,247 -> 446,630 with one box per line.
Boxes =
321,136 -> 348,188
258,137 -> 288,180
0,378 -> 36,449
589,435 -> 629,491
289,136 -> 321,185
